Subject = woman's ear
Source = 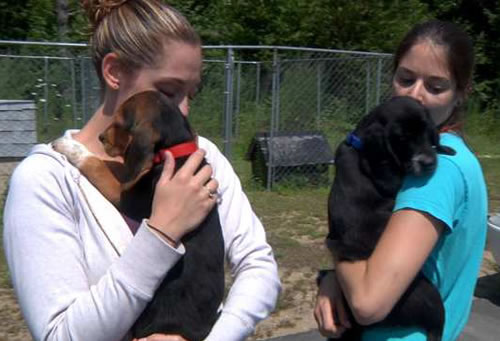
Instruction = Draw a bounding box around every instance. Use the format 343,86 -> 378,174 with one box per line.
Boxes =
102,52 -> 122,90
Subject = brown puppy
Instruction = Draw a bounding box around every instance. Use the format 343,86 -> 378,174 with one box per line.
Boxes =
52,90 -> 225,341
52,91 -> 196,207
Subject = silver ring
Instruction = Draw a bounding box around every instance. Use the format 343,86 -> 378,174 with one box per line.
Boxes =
205,185 -> 216,199
205,185 -> 222,204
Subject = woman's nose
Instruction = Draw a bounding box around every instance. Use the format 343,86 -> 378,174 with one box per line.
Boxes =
406,80 -> 425,104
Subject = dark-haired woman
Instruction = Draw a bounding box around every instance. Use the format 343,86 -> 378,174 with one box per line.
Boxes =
3,1 -> 280,341
314,20 -> 487,341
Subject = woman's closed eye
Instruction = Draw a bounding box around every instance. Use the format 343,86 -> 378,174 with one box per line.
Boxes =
158,86 -> 177,99
158,88 -> 184,105
424,78 -> 452,95
396,76 -> 415,88
394,68 -> 416,88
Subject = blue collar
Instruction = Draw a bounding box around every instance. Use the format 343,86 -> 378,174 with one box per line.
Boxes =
346,132 -> 363,150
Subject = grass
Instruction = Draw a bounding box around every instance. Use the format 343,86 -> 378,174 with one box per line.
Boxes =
479,157 -> 500,212
466,106 -> 500,212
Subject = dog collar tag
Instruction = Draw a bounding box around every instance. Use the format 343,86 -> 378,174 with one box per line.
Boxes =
153,141 -> 198,164
346,133 -> 363,150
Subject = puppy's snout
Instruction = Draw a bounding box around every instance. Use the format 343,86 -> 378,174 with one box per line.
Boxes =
411,153 -> 437,176
98,134 -> 106,144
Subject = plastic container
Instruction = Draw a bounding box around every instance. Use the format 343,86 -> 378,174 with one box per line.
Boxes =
487,214 -> 500,265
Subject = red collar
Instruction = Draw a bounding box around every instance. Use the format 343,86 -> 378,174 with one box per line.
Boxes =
152,141 -> 198,164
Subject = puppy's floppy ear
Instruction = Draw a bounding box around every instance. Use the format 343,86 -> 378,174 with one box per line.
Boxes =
359,120 -> 394,165
102,123 -> 133,155
359,107 -> 397,165
383,122 -> 404,168
122,125 -> 155,182
429,125 -> 456,156
156,96 -> 195,146
359,121 -> 403,194
436,145 -> 456,156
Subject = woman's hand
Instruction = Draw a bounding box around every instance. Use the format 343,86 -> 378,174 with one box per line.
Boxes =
314,271 -> 351,339
148,149 -> 218,244
133,334 -> 188,341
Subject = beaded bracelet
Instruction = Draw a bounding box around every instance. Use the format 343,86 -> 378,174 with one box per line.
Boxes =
146,221 -> 180,248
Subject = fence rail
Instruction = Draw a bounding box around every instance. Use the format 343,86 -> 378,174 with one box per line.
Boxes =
0,40 -> 393,189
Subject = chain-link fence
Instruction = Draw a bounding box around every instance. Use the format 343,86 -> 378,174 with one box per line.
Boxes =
0,41 -> 393,189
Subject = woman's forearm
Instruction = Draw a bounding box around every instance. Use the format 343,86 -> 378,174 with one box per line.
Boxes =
334,210 -> 442,325
335,258 -> 397,325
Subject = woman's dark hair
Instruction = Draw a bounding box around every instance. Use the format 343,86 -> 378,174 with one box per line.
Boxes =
393,20 -> 474,129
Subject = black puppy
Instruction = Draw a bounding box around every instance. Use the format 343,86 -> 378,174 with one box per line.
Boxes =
53,91 -> 225,341
326,96 -> 455,341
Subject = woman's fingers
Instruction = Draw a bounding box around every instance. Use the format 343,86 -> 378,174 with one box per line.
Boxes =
203,178 -> 219,200
171,149 -> 219,201
314,271 -> 350,338
314,294 -> 345,338
149,148 -> 218,241
193,164 -> 214,187
160,150 -> 175,181
159,149 -> 217,195
176,149 -> 206,178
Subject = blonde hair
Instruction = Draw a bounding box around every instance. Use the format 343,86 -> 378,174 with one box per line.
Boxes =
81,0 -> 200,85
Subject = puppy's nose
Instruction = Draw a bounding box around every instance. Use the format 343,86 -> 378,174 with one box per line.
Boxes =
420,157 -> 436,172
412,154 -> 436,175
98,134 -> 105,143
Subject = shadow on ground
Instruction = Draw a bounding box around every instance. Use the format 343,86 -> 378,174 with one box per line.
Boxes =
474,272 -> 500,306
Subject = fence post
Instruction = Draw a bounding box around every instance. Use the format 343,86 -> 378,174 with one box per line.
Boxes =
365,60 -> 371,115
317,62 -> 322,130
276,57 -> 281,133
70,59 -> 78,127
43,57 -> 49,131
223,48 -> 234,160
267,49 -> 280,190
80,57 -> 87,123
234,61 -> 242,138
376,58 -> 382,105
255,62 -> 261,105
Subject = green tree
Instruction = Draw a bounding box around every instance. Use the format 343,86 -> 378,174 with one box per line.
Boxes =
201,0 -> 430,52
0,0 -> 30,40
423,0 -> 500,107
26,0 -> 57,40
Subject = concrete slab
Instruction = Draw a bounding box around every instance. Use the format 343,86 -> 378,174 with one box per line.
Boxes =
461,272 -> 500,340
264,330 -> 322,341
460,298 -> 500,340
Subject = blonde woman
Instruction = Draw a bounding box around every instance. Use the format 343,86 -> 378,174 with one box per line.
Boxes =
3,1 -> 281,340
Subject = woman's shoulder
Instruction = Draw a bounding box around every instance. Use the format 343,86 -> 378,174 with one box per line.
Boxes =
15,130 -> 79,172
196,136 -> 241,189
197,136 -> 229,168
438,133 -> 483,177
10,140 -> 75,188
197,136 -> 220,156
439,133 -> 475,160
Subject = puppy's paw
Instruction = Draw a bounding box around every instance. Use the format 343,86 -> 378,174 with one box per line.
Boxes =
51,137 -> 93,167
